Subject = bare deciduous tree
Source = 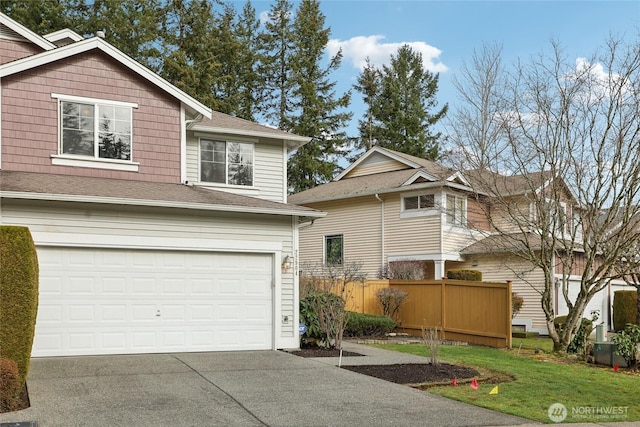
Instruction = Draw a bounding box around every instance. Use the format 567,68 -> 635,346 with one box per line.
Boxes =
448,36 -> 640,352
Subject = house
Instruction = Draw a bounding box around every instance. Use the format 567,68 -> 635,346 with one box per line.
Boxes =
0,12 -> 324,357
289,146 -> 628,334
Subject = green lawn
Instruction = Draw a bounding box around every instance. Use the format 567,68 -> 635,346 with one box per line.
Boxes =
371,342 -> 639,423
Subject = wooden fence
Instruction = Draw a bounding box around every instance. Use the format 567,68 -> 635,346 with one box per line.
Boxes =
343,279 -> 512,348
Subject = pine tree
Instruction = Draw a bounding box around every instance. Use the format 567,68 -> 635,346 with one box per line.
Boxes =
233,1 -> 262,121
373,45 -> 448,160
286,0 -> 352,192
84,0 -> 164,71
0,0 -> 75,35
257,0 -> 295,128
353,57 -> 382,154
161,0 -> 221,110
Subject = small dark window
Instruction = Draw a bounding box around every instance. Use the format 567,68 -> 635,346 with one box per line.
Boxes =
404,194 -> 434,211
325,234 -> 343,265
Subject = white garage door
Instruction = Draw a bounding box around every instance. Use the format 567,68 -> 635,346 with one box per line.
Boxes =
33,247 -> 273,357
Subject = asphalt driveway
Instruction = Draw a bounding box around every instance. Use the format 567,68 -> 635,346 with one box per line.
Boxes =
0,343 -> 532,427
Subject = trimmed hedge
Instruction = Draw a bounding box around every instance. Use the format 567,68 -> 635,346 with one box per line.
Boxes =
0,358 -> 20,411
0,226 -> 39,392
446,269 -> 482,281
613,290 -> 638,332
344,312 -> 396,337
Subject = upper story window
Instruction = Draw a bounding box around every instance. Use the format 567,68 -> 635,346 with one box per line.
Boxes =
446,194 -> 466,226
403,194 -> 435,211
56,96 -> 135,160
200,139 -> 253,186
52,94 -> 139,171
325,234 -> 344,265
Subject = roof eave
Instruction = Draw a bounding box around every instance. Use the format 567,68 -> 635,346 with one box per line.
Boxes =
0,37 -> 212,119
189,124 -> 311,147
1,191 -> 326,218
0,12 -> 56,50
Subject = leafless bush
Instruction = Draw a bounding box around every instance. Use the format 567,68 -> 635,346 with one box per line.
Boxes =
421,326 -> 442,365
383,260 -> 426,280
300,260 -> 366,348
512,292 -> 524,319
376,287 -> 409,322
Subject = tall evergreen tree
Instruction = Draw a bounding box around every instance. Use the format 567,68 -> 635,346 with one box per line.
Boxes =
0,0 -> 77,35
233,0 -> 262,121
286,0 -> 352,192
352,57 -> 382,154
372,45 -> 448,160
84,0 -> 164,71
161,0 -> 222,110
209,3 -> 241,115
257,0 -> 295,128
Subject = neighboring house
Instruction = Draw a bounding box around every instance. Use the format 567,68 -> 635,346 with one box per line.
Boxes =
289,146 -> 628,334
0,13 -> 324,357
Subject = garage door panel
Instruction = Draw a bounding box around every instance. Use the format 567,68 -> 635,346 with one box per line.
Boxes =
33,248 -> 274,356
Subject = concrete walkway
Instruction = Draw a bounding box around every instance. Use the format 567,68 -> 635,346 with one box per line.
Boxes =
0,342 -> 631,426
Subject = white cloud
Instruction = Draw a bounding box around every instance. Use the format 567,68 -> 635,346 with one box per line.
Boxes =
327,35 -> 448,73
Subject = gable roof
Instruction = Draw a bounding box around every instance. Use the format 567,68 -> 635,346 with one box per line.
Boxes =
190,112 -> 310,151
0,16 -> 211,119
0,171 -> 324,219
0,12 -> 56,50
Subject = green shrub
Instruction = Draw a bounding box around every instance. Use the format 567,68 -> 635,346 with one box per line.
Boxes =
0,358 -> 20,412
612,324 -> 640,370
613,290 -> 638,332
344,312 -> 396,337
299,291 -> 347,348
446,269 -> 482,281
0,226 -> 39,391
554,315 -> 595,354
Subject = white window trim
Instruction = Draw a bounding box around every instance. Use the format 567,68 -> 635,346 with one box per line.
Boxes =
198,137 -> 255,187
400,190 -> 440,219
51,93 -> 138,170
445,193 -> 467,227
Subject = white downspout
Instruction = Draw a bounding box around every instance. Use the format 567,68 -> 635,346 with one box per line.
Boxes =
375,194 -> 385,273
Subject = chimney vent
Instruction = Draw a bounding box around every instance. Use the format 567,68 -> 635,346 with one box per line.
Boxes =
96,30 -> 105,39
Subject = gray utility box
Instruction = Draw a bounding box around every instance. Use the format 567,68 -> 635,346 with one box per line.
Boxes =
592,342 -> 627,367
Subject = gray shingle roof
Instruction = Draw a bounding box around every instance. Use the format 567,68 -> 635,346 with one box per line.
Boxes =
0,170 -> 323,218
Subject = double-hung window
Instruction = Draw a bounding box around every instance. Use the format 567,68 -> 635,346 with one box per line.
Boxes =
446,194 -> 466,226
325,234 -> 344,265
56,94 -> 135,161
200,139 -> 253,186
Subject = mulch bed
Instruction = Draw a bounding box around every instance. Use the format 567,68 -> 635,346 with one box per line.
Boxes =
286,346 -> 480,386
342,363 -> 478,385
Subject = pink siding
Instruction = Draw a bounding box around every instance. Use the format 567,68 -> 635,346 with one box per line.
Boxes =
1,51 -> 183,182
0,38 -> 43,64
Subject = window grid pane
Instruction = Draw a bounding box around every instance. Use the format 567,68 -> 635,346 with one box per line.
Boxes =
325,235 -> 343,265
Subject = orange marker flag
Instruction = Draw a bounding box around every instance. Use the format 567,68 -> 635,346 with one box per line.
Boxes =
452,377 -> 457,386
470,378 -> 479,390
489,386 -> 499,395
614,364 -> 619,372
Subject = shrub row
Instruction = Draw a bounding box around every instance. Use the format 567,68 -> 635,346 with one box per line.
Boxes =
446,269 -> 482,281
344,312 -> 396,337
613,290 -> 638,332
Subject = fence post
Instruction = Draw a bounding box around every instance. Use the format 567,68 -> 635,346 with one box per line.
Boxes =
441,278 -> 446,340
507,280 -> 513,349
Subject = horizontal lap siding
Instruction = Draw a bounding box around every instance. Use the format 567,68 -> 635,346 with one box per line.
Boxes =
186,134 -> 285,203
384,194 -> 442,257
298,197 -> 382,277
2,53 -> 182,182
344,157 -> 410,178
1,199 -> 296,339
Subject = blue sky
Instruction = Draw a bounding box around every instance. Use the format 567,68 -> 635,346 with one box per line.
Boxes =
254,0 -> 640,139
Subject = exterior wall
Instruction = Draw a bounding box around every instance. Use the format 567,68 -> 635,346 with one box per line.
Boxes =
453,254 -> 548,333
1,52 -> 182,182
467,196 -> 491,231
0,38 -> 43,64
384,192 -> 442,258
298,196 -> 383,277
186,131 -> 286,203
1,198 -> 298,347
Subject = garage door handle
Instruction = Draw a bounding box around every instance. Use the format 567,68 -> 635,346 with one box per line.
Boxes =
156,310 -> 161,317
